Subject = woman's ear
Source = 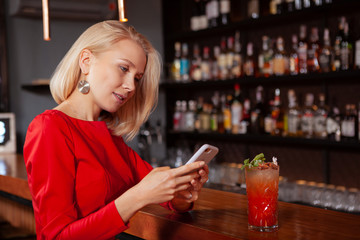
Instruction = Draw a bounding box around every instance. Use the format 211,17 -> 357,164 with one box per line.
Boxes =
79,49 -> 93,75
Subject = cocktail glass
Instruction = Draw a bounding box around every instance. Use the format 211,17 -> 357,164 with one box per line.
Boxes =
245,163 -> 279,232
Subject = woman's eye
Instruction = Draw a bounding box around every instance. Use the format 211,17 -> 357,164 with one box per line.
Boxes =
120,66 -> 128,72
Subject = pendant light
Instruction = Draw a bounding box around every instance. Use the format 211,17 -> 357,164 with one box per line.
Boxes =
118,0 -> 128,22
42,0 -> 50,41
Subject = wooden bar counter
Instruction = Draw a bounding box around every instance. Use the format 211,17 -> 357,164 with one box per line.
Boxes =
1,154 -> 359,239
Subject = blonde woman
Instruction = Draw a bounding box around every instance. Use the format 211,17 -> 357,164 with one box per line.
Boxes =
24,20 -> 208,240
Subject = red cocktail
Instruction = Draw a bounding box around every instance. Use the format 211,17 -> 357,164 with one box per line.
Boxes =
245,162 -> 279,232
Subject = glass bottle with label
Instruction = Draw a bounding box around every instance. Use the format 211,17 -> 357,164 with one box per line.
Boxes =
206,0 -> 219,28
219,0 -> 230,25
191,0 -> 201,31
319,28 -> 333,73
244,42 -> 255,76
199,0 -> 208,30
211,91 -> 221,132
314,93 -> 329,139
298,25 -> 308,74
286,89 -> 302,137
190,44 -> 202,81
251,86 -> 265,134
340,22 -> 351,70
226,36 -> 235,78
223,94 -> 232,133
212,46 -> 220,80
326,98 -> 341,141
271,88 -> 284,136
218,37 -> 229,80
231,84 -> 243,134
248,0 -> 259,18
289,34 -> 299,75
218,94 -> 226,133
301,93 -> 315,138
273,36 -> 288,76
171,42 -> 181,82
259,35 -> 273,77
173,100 -> 182,131
341,104 -> 357,140
180,43 -> 190,82
201,46 -> 211,81
185,100 -> 196,132
232,31 -> 242,78
307,27 -> 320,73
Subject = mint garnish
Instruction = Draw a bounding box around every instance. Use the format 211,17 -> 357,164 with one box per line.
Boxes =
241,153 -> 266,170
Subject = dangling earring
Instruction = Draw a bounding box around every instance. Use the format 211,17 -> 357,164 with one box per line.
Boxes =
78,80 -> 90,94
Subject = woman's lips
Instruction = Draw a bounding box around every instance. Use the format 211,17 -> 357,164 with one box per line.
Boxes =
113,92 -> 126,103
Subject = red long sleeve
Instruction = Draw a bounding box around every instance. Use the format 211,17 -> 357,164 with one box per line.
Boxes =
23,110 -> 156,239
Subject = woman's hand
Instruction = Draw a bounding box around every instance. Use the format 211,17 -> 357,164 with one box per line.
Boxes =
171,163 -> 209,211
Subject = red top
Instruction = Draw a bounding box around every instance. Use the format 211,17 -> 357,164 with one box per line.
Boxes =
23,110 -> 176,240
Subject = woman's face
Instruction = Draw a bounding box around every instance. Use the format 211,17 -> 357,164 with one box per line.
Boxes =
87,39 -> 147,113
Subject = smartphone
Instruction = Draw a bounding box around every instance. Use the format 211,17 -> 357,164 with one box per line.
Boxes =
185,144 -> 219,165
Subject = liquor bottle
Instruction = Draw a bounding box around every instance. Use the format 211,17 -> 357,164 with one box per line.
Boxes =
223,94 -> 232,133
244,42 -> 255,76
171,42 -> 181,82
173,100 -> 182,131
185,100 -> 196,131
298,25 -> 308,74
200,103 -> 211,132
301,93 -> 315,138
251,86 -> 265,134
199,0 -> 208,30
271,88 -> 284,136
326,98 -> 341,141
303,0 -> 311,8
286,89 -> 302,137
264,100 -> 274,134
219,0 -> 230,25
190,44 -> 202,81
333,16 -> 345,71
259,35 -> 273,77
307,27 -> 320,73
218,94 -> 226,133
218,37 -> 229,80
211,91 -> 221,132
289,34 -> 299,75
355,38 -> 360,70
231,84 -> 243,134
232,31 -> 242,78
341,104 -> 357,140
273,36 -> 288,76
206,0 -> 219,28
226,36 -> 235,78
180,43 -> 190,82
314,93 -> 329,139
248,0 -> 259,18
240,98 -> 251,134
269,0 -> 278,15
294,0 -> 302,10
340,22 -> 351,70
319,28 -> 333,73
212,46 -> 220,80
194,97 -> 204,132
201,46 -> 212,81
191,0 -> 201,31
180,100 -> 188,131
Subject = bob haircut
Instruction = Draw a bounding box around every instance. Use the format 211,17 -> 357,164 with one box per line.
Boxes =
50,20 -> 161,141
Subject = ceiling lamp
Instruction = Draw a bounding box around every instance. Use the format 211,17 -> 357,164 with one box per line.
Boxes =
118,0 -> 128,22
42,0 -> 50,41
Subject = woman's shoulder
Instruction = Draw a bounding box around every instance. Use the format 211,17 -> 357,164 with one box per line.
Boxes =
29,109 -> 71,132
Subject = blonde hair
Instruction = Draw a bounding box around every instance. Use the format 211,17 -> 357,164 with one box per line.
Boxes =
50,20 -> 161,141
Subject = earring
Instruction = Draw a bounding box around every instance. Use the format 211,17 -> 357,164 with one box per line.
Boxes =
78,80 -> 90,94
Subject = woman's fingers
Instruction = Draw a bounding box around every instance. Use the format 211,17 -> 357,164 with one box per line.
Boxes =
171,161 -> 205,177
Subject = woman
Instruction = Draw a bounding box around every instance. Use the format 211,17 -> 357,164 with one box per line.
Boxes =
23,20 -> 209,240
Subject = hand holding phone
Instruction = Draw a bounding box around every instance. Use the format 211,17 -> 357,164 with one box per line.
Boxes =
185,144 -> 219,165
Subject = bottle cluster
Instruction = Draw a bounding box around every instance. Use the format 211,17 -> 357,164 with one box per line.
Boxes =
170,16 -> 358,83
172,84 -> 360,142
190,0 -> 334,32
